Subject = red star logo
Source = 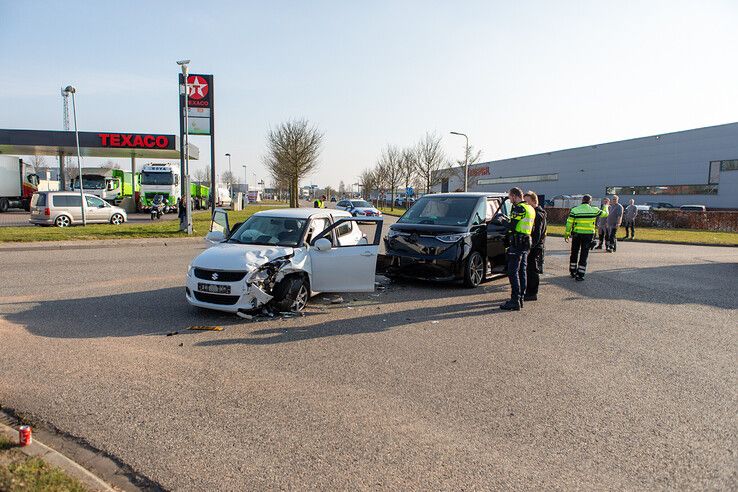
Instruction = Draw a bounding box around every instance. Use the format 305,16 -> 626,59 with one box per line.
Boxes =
187,76 -> 209,100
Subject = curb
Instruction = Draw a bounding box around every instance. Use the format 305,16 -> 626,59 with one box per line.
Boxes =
0,235 -> 204,252
546,232 -> 737,248
0,422 -> 116,492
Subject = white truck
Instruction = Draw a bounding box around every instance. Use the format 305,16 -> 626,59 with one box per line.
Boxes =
70,167 -> 132,204
214,186 -> 232,208
0,155 -> 39,212
139,164 -> 181,212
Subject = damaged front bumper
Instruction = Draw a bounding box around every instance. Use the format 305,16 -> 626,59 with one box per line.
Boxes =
185,252 -> 309,314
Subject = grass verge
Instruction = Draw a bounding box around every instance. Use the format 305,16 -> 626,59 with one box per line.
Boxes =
0,435 -> 87,491
377,206 -> 407,217
546,224 -> 738,246
0,206 -> 279,243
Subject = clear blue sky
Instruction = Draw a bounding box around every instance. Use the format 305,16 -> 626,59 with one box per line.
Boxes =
2,0 -> 737,188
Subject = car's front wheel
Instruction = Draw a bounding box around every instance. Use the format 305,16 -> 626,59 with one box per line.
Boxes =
463,251 -> 485,288
272,275 -> 310,312
110,213 -> 124,225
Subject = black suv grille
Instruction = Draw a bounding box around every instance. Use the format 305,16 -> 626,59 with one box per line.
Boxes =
194,292 -> 240,305
194,268 -> 247,282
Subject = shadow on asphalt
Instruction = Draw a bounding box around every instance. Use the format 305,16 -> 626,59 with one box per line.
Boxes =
547,262 -> 738,310
195,281 -> 510,346
3,287 -> 245,339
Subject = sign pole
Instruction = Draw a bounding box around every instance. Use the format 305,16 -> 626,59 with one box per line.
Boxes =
209,77 -> 216,215
178,73 -> 186,200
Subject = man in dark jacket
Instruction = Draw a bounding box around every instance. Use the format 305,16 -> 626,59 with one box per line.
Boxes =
523,191 -> 546,301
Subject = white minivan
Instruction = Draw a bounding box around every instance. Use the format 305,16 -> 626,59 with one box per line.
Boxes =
185,208 -> 382,313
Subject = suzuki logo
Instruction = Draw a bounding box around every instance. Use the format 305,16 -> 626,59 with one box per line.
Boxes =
211,272 -> 219,281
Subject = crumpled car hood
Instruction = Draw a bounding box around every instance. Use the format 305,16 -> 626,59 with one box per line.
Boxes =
192,243 -> 296,271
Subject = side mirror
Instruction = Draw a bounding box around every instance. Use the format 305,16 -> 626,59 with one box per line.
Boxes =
313,238 -> 332,252
205,231 -> 225,244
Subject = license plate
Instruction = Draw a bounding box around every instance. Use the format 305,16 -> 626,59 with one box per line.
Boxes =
197,283 -> 231,294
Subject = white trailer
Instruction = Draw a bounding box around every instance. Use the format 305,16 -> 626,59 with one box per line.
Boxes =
0,156 -> 39,212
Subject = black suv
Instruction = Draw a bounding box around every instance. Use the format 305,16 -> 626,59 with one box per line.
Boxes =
383,192 -> 511,287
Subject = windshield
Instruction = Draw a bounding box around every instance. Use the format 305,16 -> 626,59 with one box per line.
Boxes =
228,216 -> 308,247
71,175 -> 105,190
398,196 -> 480,226
351,200 -> 372,208
142,171 -> 174,186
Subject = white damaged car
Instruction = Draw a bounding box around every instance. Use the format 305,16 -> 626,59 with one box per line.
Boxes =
185,208 -> 383,313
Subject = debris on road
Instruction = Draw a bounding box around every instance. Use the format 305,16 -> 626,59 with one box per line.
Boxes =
330,296 -> 344,304
188,326 -> 224,331
236,312 -> 253,320
165,331 -> 179,336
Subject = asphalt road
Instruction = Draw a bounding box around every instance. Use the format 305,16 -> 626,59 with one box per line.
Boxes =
0,237 -> 736,490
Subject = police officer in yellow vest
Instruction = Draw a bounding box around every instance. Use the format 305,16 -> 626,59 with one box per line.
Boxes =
564,194 -> 609,281
500,187 -> 536,311
313,195 -> 326,208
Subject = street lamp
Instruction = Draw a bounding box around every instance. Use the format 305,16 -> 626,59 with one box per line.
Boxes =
225,153 -> 232,174
242,165 -> 248,205
177,59 -> 192,234
64,85 -> 86,226
450,131 -> 469,192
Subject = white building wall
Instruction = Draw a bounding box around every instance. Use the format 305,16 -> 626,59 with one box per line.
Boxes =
435,123 -> 738,208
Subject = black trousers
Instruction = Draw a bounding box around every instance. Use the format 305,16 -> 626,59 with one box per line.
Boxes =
569,233 -> 593,278
506,245 -> 529,301
624,220 -> 635,238
606,227 -> 619,251
526,247 -> 544,296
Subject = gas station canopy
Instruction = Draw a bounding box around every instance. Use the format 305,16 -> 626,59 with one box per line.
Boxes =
0,129 -> 198,160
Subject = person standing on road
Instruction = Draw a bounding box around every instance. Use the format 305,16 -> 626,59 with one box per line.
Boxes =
313,195 -> 326,208
564,195 -> 609,281
595,197 -> 610,249
500,187 -> 536,311
523,191 -> 546,302
623,199 -> 638,240
605,195 -> 624,252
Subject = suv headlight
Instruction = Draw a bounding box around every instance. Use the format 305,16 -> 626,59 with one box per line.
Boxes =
387,229 -> 401,238
187,264 -> 193,277
436,233 -> 470,243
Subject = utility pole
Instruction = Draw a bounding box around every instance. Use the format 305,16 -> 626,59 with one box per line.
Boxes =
450,131 -> 469,192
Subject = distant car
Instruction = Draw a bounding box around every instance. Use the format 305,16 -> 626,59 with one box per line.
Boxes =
335,199 -> 382,217
384,192 -> 510,288
679,204 -> 706,212
29,191 -> 127,227
644,202 -> 676,210
395,196 -> 416,207
185,208 -> 382,313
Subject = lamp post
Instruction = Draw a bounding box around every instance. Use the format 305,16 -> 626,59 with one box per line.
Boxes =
450,131 -> 469,192
225,153 -> 232,174
242,165 -> 248,205
64,85 -> 86,226
177,59 -> 192,234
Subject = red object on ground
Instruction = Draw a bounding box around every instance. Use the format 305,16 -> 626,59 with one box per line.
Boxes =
18,425 -> 32,446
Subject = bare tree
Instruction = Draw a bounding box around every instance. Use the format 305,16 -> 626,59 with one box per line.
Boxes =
376,144 -> 402,210
398,147 -> 417,197
414,132 -> 446,194
444,144 -> 483,187
27,155 -> 48,175
101,159 -> 121,170
338,180 -> 346,197
263,119 -> 323,208
324,185 -> 334,201
222,170 -> 237,190
193,168 -> 208,184
359,168 -> 377,201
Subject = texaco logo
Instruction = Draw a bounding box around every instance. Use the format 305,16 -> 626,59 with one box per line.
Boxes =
187,75 -> 209,100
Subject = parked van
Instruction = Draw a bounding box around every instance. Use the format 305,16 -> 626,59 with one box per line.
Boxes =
29,191 -> 128,227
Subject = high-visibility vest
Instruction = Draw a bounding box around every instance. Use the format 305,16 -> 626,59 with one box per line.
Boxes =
565,203 -> 609,237
314,199 -> 323,208
511,202 -> 536,235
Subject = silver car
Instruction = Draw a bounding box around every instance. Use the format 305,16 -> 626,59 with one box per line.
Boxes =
29,191 -> 127,227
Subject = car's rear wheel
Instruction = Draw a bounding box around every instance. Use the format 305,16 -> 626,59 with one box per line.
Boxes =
54,215 -> 71,227
110,213 -> 124,225
0,198 -> 9,213
272,275 -> 310,312
463,251 -> 485,288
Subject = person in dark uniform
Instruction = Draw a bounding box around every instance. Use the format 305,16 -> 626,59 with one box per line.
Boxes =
523,191 -> 546,301
500,187 -> 536,311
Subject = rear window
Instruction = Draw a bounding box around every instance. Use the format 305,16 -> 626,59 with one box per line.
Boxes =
52,195 -> 82,207
336,221 -> 354,237
31,193 -> 46,207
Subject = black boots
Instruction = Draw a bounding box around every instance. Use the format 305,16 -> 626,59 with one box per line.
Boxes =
500,299 -> 521,311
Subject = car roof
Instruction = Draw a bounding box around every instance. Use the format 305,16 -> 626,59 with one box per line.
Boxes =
252,208 -> 351,219
420,192 -> 507,198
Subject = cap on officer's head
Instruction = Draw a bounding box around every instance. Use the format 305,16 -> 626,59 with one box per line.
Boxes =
582,194 -> 592,203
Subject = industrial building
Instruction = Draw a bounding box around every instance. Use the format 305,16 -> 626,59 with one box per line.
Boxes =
434,122 -> 738,209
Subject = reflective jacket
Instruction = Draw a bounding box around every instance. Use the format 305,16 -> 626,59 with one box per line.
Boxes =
510,202 -> 536,235
314,199 -> 324,208
565,203 -> 609,237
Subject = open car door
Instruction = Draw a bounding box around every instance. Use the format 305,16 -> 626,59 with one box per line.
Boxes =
309,217 -> 383,292
205,208 -> 230,243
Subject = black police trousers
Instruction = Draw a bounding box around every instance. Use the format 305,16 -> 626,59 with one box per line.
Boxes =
569,233 -> 593,278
